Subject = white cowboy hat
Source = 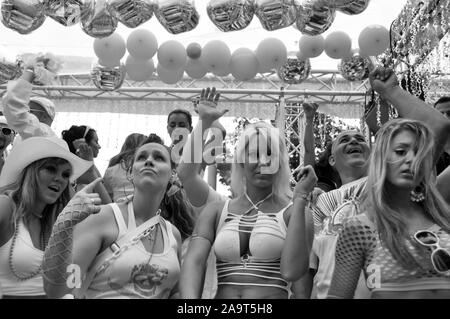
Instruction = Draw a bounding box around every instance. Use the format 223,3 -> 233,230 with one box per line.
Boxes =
0,136 -> 93,187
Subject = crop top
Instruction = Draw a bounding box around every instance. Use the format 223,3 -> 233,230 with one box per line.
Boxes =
213,199 -> 292,292
328,214 -> 450,298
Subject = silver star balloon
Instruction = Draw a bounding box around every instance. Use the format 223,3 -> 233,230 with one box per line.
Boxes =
91,61 -> 126,91
0,55 -> 21,84
155,0 -> 199,34
44,0 -> 84,26
296,0 -> 335,36
81,0 -> 118,38
334,0 -> 370,15
207,0 -> 255,32
255,0 -> 298,31
107,0 -> 154,28
1,0 -> 46,34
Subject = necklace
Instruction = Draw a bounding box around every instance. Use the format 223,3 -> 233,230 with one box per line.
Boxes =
244,191 -> 273,215
9,222 -> 42,281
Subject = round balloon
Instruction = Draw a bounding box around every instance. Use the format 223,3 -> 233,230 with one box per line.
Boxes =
213,66 -> 230,77
107,0 -> 154,28
157,63 -> 184,84
207,0 -> 255,32
157,40 -> 187,71
277,56 -> 311,84
1,0 -> 46,34
93,33 -> 126,65
201,40 -> 231,74
185,58 -> 207,79
155,0 -> 199,34
91,61 -> 126,91
230,48 -> 259,81
324,31 -> 352,59
81,0 -> 118,38
255,0 -> 297,31
296,0 -> 335,36
127,29 -> 158,60
299,34 -> 325,58
358,24 -> 389,56
335,0 -> 370,15
44,0 -> 83,26
256,38 -> 287,70
125,55 -> 154,81
186,43 -> 202,59
338,52 -> 370,81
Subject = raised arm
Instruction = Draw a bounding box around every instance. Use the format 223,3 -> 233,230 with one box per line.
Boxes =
177,87 -> 228,207
302,103 -> 318,167
281,165 -> 317,281
42,179 -> 103,298
179,201 -> 221,298
370,67 -> 450,160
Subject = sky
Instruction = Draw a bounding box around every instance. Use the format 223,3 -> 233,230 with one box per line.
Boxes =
0,0 -> 408,70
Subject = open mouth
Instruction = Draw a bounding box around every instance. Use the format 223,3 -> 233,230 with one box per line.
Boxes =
346,146 -> 363,155
48,185 -> 60,193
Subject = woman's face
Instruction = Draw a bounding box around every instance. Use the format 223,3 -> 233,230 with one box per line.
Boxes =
88,131 -> 101,158
36,159 -> 72,205
386,129 -> 418,189
132,143 -> 172,190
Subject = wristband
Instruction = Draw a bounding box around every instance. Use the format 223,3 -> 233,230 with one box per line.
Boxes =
294,192 -> 311,201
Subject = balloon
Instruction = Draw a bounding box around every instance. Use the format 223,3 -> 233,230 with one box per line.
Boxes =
1,0 -> 46,34
154,0 -> 199,34
91,61 -> 126,91
127,29 -> 158,60
157,40 -> 187,71
186,43 -> 202,59
255,0 -> 297,31
201,40 -> 231,74
230,48 -> 259,81
157,63 -> 184,84
334,0 -> 370,15
93,33 -> 126,65
299,34 -> 324,58
107,0 -> 154,28
338,51 -> 370,81
207,0 -> 255,32
255,38 -> 287,70
125,55 -> 155,81
185,58 -> 207,79
358,24 -> 389,56
44,0 -> 83,26
296,0 -> 335,36
277,56 -> 310,84
324,31 -> 352,59
0,51 -> 21,84
81,0 -> 118,38
213,66 -> 230,77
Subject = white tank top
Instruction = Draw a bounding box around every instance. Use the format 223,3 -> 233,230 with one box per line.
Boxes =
0,220 -> 45,296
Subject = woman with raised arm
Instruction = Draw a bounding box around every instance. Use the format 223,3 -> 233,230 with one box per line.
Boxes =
42,137 -> 193,299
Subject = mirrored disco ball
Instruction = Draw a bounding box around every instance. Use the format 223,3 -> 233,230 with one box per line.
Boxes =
107,0 -> 154,28
155,0 -> 199,34
255,0 -> 297,31
277,56 -> 311,84
207,0 -> 255,32
1,0 -> 46,34
338,54 -> 370,81
91,62 -> 126,90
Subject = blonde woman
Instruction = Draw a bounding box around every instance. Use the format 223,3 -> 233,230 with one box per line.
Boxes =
328,119 -> 450,299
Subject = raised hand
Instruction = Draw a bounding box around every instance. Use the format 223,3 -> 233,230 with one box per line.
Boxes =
369,67 -> 399,96
294,165 -> 318,198
198,87 -> 228,123
73,138 -> 93,161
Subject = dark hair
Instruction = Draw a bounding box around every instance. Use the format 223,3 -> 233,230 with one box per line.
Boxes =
129,135 -> 195,240
314,143 -> 342,191
167,109 -> 192,128
61,125 -> 97,154
434,96 -> 450,108
108,133 -> 147,168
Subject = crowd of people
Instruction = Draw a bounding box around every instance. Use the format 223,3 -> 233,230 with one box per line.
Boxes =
0,61 -> 449,299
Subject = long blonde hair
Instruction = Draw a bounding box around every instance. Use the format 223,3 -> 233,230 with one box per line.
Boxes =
367,119 -> 450,268
231,121 -> 292,201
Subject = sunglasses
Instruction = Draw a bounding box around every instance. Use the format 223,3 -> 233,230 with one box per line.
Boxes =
0,127 -> 15,136
413,230 -> 450,274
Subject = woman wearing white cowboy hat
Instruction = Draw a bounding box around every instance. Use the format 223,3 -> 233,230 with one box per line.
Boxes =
0,136 -> 92,298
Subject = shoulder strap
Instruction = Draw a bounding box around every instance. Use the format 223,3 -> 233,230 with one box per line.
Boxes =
110,203 -> 127,237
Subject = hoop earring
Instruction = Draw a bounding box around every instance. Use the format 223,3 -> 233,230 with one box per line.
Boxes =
410,183 -> 425,203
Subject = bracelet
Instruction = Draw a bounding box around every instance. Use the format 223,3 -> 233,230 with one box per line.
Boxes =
294,192 -> 311,201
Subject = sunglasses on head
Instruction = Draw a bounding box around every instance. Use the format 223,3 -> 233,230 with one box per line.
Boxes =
413,230 -> 450,274
0,127 -> 15,136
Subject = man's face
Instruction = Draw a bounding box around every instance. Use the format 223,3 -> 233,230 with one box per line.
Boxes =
436,101 -> 450,120
0,123 -> 14,151
330,130 -> 370,171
